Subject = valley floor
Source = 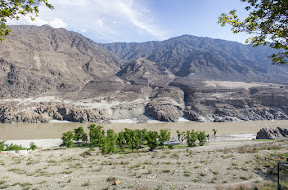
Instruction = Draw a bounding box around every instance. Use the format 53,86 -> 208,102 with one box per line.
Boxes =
0,139 -> 287,190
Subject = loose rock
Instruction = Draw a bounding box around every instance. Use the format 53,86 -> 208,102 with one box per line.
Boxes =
256,127 -> 288,139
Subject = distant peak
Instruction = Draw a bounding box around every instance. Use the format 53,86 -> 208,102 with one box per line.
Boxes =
41,24 -> 53,28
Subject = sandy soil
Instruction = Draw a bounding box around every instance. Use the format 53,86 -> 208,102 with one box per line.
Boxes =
0,139 -> 286,190
204,81 -> 274,89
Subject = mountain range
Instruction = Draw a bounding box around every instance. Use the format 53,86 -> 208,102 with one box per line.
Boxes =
102,35 -> 288,83
0,25 -> 288,123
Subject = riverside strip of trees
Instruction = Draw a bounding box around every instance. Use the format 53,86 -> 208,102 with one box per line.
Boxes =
61,124 -> 210,154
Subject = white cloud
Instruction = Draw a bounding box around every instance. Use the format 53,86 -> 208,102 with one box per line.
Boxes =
7,0 -> 166,42
7,15 -> 67,28
49,18 -> 67,28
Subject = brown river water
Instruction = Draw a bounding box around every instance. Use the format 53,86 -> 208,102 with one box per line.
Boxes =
0,120 -> 288,140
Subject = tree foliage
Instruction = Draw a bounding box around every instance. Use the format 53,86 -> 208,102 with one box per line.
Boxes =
106,129 -> 117,153
0,141 -> 24,151
98,129 -> 117,154
61,131 -> 74,148
100,136 -> 109,154
186,130 -> 197,147
197,131 -> 207,146
124,129 -> 140,152
145,131 -> 158,151
89,124 -> 105,147
0,0 -> 54,41
218,0 -> 288,64
29,141 -> 37,150
136,129 -> 147,146
159,129 -> 171,149
176,130 -> 186,143
212,129 -> 217,137
73,127 -> 88,143
116,131 -> 125,151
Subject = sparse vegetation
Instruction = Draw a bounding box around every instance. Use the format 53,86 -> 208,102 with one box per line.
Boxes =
212,129 -> 217,137
0,141 -> 25,151
107,176 -> 116,182
0,137 -> 287,189
29,142 -> 37,150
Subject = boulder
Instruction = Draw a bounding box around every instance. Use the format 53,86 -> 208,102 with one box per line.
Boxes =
146,103 -> 183,122
114,180 -> 120,186
184,110 -> 202,121
256,127 -> 288,139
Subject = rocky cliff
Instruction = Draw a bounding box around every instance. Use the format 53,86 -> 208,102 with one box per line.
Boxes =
1,25 -> 288,123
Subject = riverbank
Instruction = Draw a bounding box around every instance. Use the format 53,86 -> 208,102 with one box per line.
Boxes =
1,133 -> 257,150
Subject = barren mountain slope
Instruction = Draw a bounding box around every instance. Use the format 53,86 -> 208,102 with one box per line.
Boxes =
102,35 -> 288,84
117,58 -> 175,86
0,25 -> 123,98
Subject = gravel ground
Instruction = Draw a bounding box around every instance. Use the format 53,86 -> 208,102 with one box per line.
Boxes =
0,139 -> 286,190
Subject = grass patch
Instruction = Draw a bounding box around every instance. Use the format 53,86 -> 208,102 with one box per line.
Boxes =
8,168 -> 26,174
107,176 -> 116,182
81,181 -> 90,187
184,171 -> 191,177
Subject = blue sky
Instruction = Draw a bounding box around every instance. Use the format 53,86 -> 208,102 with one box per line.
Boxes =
8,0 -> 251,43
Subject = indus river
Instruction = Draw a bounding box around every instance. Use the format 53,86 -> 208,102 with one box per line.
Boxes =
0,120 -> 288,140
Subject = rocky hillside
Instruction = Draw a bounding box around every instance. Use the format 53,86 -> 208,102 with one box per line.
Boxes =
0,25 -> 123,98
102,35 -> 288,84
117,58 -> 175,86
1,25 -> 288,123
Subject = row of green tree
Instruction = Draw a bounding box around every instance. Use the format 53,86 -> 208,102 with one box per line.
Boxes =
61,124 -> 209,154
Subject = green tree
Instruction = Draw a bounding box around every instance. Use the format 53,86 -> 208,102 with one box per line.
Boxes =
218,0 -> 288,64
197,131 -> 207,146
128,130 -> 140,152
176,130 -> 186,143
100,136 -> 109,154
145,131 -> 158,151
123,128 -> 132,145
106,129 -> 117,153
0,0 -> 54,41
212,129 -> 217,137
186,130 -> 197,147
73,127 -> 88,144
29,141 -> 37,150
61,131 -> 74,148
0,141 -> 5,151
136,129 -> 147,147
158,129 -> 171,149
116,131 -> 125,151
88,125 -> 105,147
121,128 -> 140,151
